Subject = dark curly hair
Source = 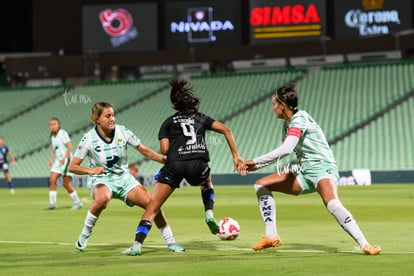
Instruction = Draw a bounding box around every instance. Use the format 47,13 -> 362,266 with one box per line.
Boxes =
169,79 -> 200,112
274,83 -> 298,112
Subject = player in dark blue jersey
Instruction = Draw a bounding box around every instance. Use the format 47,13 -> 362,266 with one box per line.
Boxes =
122,79 -> 244,256
0,136 -> 16,194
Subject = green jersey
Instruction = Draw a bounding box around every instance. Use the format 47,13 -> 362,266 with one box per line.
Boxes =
51,129 -> 72,161
74,124 -> 140,180
284,110 -> 336,168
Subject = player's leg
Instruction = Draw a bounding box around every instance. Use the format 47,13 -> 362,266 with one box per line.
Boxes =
317,178 -> 381,255
76,184 -> 111,251
251,172 -> 301,251
125,183 -> 184,253
62,175 -> 82,209
200,177 -> 220,234
122,182 -> 175,256
4,169 -> 15,194
47,172 -> 60,209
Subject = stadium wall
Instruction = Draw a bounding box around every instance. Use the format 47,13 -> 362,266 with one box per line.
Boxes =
6,170 -> 414,189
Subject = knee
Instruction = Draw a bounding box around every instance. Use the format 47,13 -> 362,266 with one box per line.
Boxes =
254,183 -> 272,198
94,194 -> 111,209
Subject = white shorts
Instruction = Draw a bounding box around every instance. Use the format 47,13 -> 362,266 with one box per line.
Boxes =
50,158 -> 73,177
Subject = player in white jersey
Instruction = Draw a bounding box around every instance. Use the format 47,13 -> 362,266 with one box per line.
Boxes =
69,102 -> 184,254
238,83 -> 381,255
47,117 -> 82,210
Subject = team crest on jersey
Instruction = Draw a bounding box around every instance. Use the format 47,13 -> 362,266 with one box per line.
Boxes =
117,138 -> 125,148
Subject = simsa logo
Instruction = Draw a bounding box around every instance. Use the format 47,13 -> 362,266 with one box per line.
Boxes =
99,8 -> 138,47
250,4 -> 323,40
170,7 -> 235,43
250,4 -> 321,26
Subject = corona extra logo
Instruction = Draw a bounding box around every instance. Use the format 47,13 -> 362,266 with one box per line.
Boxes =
362,0 -> 384,10
344,0 -> 400,36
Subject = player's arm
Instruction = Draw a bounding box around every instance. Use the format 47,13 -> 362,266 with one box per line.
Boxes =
69,157 -> 104,175
8,149 -> 16,165
159,138 -> 169,155
48,151 -> 55,167
239,128 -> 301,175
136,144 -> 166,164
211,120 -> 244,171
61,141 -> 72,164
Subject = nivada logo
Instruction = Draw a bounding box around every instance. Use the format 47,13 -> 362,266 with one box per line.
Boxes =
99,8 -> 138,47
170,7 -> 234,43
344,0 -> 400,36
250,4 -> 322,40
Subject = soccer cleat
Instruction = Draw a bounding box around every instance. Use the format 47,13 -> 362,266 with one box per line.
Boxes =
45,204 -> 56,210
75,233 -> 91,251
70,203 -> 82,210
168,243 -> 185,253
204,213 -> 220,234
252,235 -> 282,251
122,242 -> 142,256
9,188 -> 15,194
363,244 -> 381,255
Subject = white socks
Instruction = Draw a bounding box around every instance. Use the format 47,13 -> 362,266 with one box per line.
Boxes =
49,190 -> 57,206
254,184 -> 278,238
327,199 -> 368,248
81,211 -> 98,236
69,191 -> 81,204
49,190 -> 81,205
159,225 -> 176,245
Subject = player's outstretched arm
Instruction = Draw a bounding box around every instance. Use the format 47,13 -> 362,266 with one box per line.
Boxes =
69,157 -> 104,175
136,144 -> 166,164
211,121 -> 244,171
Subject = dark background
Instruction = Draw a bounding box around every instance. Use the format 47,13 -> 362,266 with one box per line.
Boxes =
1,0 -> 413,84
1,0 -> 413,55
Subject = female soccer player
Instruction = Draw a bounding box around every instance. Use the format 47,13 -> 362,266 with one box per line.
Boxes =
47,117 -> 82,210
0,136 -> 17,194
238,83 -> 381,255
69,102 -> 184,254
122,79 -> 244,256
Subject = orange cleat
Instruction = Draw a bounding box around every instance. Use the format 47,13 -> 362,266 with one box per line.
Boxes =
252,235 -> 282,251
363,244 -> 382,255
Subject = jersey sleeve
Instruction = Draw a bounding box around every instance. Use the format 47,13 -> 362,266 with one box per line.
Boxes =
158,118 -> 170,140
61,130 -> 71,144
203,113 -> 215,130
288,113 -> 307,136
73,135 -> 90,160
122,125 -> 141,147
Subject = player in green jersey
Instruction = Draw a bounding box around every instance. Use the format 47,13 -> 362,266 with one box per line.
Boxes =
69,102 -> 184,254
47,117 -> 82,210
239,83 -> 381,255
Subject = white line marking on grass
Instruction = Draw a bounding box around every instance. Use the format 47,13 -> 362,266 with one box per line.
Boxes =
1,241 -> 413,254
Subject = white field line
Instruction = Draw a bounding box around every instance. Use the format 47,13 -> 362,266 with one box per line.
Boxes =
0,240 -> 413,254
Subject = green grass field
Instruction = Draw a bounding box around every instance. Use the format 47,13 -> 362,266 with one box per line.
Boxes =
1,184 -> 413,275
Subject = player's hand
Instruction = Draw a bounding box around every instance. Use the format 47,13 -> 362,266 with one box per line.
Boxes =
238,160 -> 257,176
233,156 -> 244,173
90,166 -> 105,175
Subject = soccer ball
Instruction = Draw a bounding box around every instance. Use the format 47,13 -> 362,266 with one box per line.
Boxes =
217,217 -> 240,240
